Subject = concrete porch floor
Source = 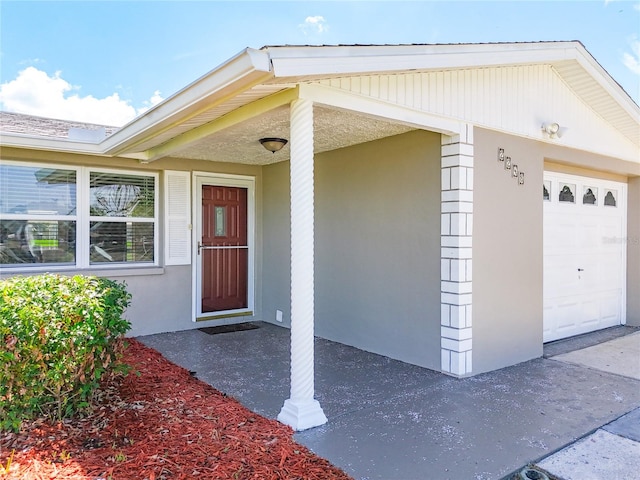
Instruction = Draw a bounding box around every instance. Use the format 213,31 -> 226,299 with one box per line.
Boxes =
138,324 -> 640,480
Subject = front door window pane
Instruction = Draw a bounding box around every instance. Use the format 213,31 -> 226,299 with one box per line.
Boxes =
215,206 -> 226,236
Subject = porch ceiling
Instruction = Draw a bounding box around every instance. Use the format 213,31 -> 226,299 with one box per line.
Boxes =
168,104 -> 415,165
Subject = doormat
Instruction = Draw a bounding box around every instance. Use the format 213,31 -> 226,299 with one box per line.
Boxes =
198,322 -> 260,335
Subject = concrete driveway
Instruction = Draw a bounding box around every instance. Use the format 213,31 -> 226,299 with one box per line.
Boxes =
138,324 -> 640,480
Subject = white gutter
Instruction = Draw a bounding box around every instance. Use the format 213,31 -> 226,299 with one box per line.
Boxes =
0,132 -> 107,156
102,47 -> 273,156
0,48 -> 274,158
265,42 -> 587,76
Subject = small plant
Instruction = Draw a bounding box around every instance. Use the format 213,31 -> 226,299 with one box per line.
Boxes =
58,450 -> 71,462
0,274 -> 131,431
1,449 -> 14,474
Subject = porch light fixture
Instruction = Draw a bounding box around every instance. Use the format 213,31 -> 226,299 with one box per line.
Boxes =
541,122 -> 561,138
259,137 -> 288,153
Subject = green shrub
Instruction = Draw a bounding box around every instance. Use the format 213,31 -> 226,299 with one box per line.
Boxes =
0,274 -> 131,431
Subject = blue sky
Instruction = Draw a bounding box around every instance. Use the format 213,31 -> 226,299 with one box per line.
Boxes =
1,1 -> 639,126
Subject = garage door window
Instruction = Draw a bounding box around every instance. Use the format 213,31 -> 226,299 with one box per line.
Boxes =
604,190 -> 617,207
583,187 -> 597,205
559,183 -> 575,203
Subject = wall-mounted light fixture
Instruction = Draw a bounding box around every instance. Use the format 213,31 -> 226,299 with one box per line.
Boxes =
541,122 -> 561,139
259,137 -> 288,153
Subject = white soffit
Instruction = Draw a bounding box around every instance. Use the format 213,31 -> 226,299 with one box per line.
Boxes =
127,84 -> 287,154
101,48 -> 273,156
552,60 -> 639,145
170,105 -> 414,165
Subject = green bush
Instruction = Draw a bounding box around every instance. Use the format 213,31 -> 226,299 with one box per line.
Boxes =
0,274 -> 131,431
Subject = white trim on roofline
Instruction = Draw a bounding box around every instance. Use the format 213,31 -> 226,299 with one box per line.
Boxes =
1,48 -> 273,159
266,42 -> 639,123
266,42 -> 580,75
101,48 -> 273,157
1,42 -> 638,159
0,132 -> 107,156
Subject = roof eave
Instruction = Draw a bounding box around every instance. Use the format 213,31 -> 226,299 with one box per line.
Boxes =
265,42 -> 639,144
101,47 -> 273,157
569,42 -> 640,119
264,41 -> 585,77
0,132 -> 107,157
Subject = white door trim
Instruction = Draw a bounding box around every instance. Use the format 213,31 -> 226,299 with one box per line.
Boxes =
191,172 -> 256,321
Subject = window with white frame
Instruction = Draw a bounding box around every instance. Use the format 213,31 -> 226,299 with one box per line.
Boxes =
0,161 -> 157,269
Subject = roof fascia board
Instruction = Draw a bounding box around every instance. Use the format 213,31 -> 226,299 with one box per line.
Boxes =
267,42 -> 583,77
298,83 -> 463,135
144,87 -> 299,162
0,133 -> 106,156
570,43 -> 640,120
102,48 -> 273,156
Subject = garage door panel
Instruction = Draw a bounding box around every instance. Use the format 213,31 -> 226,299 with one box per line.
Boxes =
543,173 -> 625,343
544,264 -> 580,297
580,298 -> 600,326
578,223 -> 599,249
544,217 -> 578,252
597,255 -> 623,286
599,291 -> 622,326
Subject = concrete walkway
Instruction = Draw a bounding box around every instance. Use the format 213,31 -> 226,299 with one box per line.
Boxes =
138,324 -> 640,480
529,331 -> 640,480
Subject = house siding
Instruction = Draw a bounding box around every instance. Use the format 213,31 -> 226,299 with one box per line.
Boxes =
262,130 -> 442,370
318,65 -> 638,163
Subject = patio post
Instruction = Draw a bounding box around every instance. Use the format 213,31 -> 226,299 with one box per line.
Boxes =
277,97 -> 328,431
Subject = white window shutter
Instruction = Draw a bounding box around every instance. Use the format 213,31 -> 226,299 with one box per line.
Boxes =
164,170 -> 191,266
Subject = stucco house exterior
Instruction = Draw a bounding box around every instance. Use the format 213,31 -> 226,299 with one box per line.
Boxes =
1,41 -> 639,430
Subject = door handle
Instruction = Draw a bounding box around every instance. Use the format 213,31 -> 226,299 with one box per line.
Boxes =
577,268 -> 584,272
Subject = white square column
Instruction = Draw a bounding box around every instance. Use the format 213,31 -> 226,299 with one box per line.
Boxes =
441,127 -> 474,377
277,98 -> 328,431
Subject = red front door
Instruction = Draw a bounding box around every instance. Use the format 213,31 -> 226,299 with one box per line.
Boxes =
201,185 -> 248,313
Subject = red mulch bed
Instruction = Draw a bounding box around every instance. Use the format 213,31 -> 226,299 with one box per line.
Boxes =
1,338 -> 352,479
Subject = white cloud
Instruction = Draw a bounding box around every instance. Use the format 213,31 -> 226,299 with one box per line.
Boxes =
0,67 -> 164,126
299,16 -> 329,35
137,90 -> 164,115
622,36 -> 640,75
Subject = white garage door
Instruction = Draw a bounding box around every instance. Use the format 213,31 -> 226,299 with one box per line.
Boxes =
543,172 -> 627,343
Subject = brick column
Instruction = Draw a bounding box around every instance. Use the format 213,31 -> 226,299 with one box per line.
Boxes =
441,127 -> 474,376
